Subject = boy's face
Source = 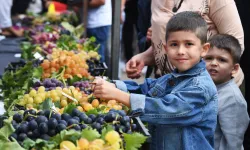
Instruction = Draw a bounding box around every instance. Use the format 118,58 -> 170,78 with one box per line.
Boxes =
165,31 -> 209,72
204,47 -> 239,85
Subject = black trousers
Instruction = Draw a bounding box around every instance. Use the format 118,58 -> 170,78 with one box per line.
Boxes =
122,0 -> 138,62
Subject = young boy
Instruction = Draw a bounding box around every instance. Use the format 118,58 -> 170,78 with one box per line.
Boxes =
93,11 -> 218,150
204,34 -> 249,150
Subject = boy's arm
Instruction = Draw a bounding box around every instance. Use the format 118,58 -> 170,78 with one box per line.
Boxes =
114,78 -> 156,94
217,96 -> 249,149
129,85 -> 216,126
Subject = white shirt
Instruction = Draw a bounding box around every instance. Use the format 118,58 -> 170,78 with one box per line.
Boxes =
0,0 -> 13,29
87,0 -> 112,28
27,0 -> 43,14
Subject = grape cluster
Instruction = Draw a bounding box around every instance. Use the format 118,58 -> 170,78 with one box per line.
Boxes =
107,109 -> 137,134
9,108 -> 137,143
33,78 -> 64,91
73,81 -> 92,94
87,58 -> 105,76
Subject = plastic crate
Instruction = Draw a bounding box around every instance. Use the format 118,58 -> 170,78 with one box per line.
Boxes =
4,60 -> 26,72
89,62 -> 108,76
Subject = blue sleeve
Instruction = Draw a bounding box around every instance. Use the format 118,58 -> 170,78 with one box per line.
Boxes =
130,85 -> 213,126
114,78 -> 157,94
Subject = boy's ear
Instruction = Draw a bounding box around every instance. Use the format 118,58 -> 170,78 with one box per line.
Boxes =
231,63 -> 240,75
201,43 -> 210,57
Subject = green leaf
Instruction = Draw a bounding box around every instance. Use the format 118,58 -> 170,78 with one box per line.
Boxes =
51,129 -> 81,144
22,138 -> 36,149
54,101 -> 61,108
23,138 -> 57,150
81,128 -> 101,141
32,67 -> 43,79
85,108 -> 99,116
61,22 -> 75,33
123,132 -> 147,150
0,117 -> 15,142
101,125 -> 114,140
39,98 -> 53,110
0,140 -> 25,150
74,24 -> 84,39
63,103 -> 77,115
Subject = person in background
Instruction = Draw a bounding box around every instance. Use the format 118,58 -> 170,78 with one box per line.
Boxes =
122,0 -> 138,62
204,34 -> 249,150
126,0 -> 245,86
92,11 -> 218,150
137,0 -> 153,78
0,0 -> 24,37
87,0 -> 112,63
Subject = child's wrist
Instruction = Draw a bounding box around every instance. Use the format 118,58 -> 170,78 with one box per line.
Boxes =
115,89 -> 130,107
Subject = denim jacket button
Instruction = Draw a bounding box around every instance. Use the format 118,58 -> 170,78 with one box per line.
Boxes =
168,79 -> 175,86
152,91 -> 157,96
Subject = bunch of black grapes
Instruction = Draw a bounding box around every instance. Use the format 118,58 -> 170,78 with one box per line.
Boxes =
33,78 -> 64,91
86,58 -> 105,76
9,108 -> 138,144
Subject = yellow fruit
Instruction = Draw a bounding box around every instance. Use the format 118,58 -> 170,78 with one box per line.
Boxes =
91,99 -> 99,108
29,89 -> 37,97
27,97 -> 34,104
61,100 -> 68,107
34,97 -> 43,104
23,94 -> 30,100
77,106 -> 84,112
91,139 -> 105,147
60,141 -> 77,150
105,131 -> 121,145
26,104 -> 33,109
83,103 -> 93,112
77,138 -> 89,149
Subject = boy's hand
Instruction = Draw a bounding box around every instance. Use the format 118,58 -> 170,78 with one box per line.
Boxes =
92,78 -> 117,100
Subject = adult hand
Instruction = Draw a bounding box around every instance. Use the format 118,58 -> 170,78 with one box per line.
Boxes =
92,78 -> 117,100
125,54 -> 145,79
13,29 -> 24,37
146,27 -> 152,42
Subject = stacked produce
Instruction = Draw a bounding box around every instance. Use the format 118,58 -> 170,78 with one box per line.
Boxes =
0,11 -> 148,150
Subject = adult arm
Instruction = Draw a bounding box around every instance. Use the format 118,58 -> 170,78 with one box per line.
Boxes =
210,0 -> 244,53
89,0 -> 105,8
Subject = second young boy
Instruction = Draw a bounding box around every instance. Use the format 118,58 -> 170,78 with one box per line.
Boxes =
204,34 -> 249,150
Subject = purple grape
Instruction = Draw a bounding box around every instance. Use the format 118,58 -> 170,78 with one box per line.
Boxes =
34,81 -> 42,87
51,78 -> 58,83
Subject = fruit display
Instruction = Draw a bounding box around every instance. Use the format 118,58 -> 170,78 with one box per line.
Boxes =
0,10 -> 149,150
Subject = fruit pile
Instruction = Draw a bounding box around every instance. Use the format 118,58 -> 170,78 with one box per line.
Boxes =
60,130 -> 122,150
9,108 -> 141,148
40,50 -> 90,79
0,10 -> 148,150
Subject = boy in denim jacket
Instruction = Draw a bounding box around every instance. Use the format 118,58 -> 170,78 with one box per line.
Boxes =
93,11 -> 218,150
204,34 -> 249,150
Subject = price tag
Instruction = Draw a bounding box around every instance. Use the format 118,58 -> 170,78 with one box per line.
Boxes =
33,52 -> 44,60
61,91 -> 78,103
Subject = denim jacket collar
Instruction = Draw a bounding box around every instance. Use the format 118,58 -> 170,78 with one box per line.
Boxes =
171,60 -> 206,78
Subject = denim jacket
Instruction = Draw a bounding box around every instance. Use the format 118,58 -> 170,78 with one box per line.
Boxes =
115,60 -> 218,150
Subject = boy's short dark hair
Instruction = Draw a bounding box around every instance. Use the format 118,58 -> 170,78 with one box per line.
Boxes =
208,34 -> 241,64
165,11 -> 207,44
